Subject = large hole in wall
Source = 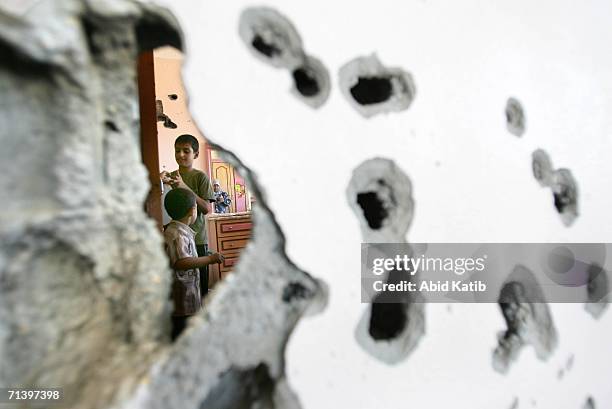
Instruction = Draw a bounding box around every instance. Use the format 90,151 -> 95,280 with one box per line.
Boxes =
137,46 -> 256,341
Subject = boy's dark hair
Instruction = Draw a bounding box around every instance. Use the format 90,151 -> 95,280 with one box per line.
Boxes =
175,134 -> 199,153
165,188 -> 196,220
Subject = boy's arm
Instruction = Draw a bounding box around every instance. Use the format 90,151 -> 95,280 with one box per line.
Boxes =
171,172 -> 212,214
191,194 -> 211,215
174,253 -> 224,270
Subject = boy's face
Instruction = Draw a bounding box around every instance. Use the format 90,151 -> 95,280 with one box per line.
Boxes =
187,204 -> 198,225
175,143 -> 198,168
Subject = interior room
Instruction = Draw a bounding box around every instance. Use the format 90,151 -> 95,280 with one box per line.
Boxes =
139,45 -> 254,290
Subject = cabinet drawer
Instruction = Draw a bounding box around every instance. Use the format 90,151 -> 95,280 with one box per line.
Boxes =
219,236 -> 250,252
220,255 -> 239,273
216,218 -> 252,237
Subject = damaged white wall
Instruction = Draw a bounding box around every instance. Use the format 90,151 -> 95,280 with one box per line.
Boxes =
156,1 -> 612,408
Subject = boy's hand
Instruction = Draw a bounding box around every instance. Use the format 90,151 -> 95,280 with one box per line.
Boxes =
160,171 -> 173,185
211,252 -> 225,264
170,171 -> 190,190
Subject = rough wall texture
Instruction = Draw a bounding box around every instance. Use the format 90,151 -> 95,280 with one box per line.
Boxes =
0,1 -> 325,408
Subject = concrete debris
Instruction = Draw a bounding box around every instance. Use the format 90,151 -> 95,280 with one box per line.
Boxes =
348,158 -> 424,364
505,97 -> 526,136
239,7 -> 330,108
339,54 -> 416,118
493,265 -> 558,374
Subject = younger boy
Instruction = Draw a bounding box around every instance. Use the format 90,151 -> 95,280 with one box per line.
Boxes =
164,188 -> 224,340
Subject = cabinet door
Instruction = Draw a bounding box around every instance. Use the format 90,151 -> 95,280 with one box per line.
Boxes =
233,169 -> 248,212
211,160 -> 236,213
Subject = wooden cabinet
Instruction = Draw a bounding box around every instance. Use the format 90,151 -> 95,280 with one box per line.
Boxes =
206,212 -> 252,289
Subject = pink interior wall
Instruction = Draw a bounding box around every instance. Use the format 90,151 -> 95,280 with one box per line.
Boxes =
153,46 -> 208,174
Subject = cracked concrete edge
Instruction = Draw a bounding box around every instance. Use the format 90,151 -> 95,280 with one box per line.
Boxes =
238,6 -> 304,70
338,54 -> 416,118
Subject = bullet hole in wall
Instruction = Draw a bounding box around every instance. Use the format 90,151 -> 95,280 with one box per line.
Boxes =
583,396 -> 595,409
349,159 -> 423,364
585,263 -> 609,319
348,159 -> 414,239
356,192 -> 388,230
532,149 -> 554,187
551,169 -> 578,226
493,265 -> 557,373
531,149 -> 579,227
369,301 -> 407,341
505,97 -> 526,137
367,268 -> 414,341
350,77 -> 393,105
292,67 -> 320,97
156,99 -> 178,129
163,117 -> 177,129
290,55 -> 331,108
251,34 -> 282,58
239,7 -> 331,108
238,7 -> 303,69
339,55 -> 416,118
